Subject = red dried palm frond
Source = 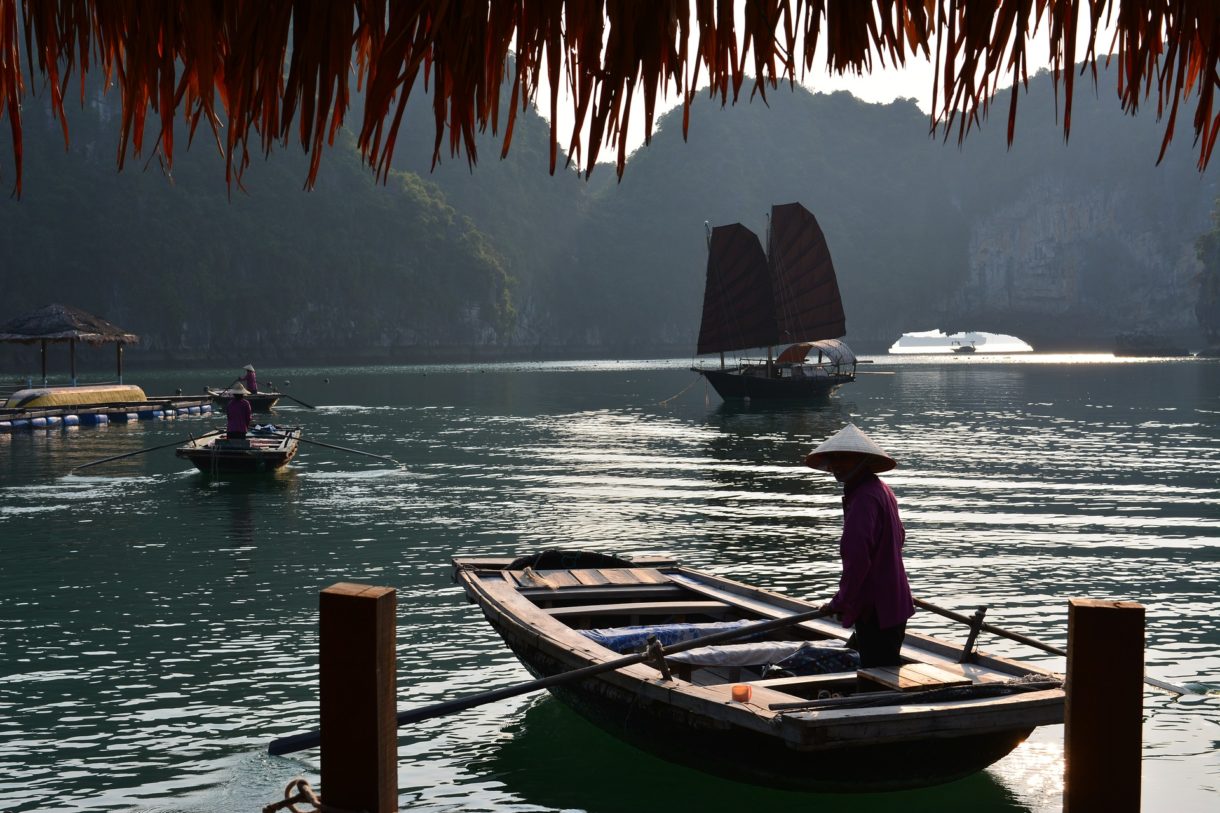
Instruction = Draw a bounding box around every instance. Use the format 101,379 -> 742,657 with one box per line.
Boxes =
0,0 -> 1216,197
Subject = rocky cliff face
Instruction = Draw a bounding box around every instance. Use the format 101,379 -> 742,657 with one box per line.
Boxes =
951,173 -> 1212,349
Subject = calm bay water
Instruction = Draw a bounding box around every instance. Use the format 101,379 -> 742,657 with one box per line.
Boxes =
1,356 -> 1217,812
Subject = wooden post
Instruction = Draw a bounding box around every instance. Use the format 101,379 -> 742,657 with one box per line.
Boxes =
320,583 -> 398,812
69,339 -> 76,386
116,343 -> 123,384
1064,599 -> 1144,813
40,339 -> 47,385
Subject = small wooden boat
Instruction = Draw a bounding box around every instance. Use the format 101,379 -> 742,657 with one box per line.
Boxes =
453,551 -> 1064,792
206,386 -> 282,412
175,426 -> 300,474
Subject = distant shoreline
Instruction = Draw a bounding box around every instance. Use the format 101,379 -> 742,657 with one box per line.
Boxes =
6,335 -> 1210,379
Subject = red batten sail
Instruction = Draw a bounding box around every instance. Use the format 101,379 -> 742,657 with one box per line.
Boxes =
768,203 -> 846,344
697,223 -> 774,355
697,203 -> 845,355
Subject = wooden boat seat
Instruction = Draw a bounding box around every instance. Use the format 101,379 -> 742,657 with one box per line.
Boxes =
545,600 -> 732,621
744,671 -> 859,692
857,663 -> 974,692
508,567 -> 671,590
520,584 -> 687,603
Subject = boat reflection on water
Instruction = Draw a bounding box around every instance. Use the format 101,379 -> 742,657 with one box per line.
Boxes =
472,696 -> 1039,813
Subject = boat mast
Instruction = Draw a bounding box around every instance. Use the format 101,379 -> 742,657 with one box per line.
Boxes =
706,220 -> 725,370
765,211 -> 774,378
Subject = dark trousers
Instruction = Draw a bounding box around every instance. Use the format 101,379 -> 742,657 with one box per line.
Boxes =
227,431 -> 247,439
852,615 -> 907,667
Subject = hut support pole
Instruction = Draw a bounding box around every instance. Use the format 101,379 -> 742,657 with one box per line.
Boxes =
69,339 -> 76,386
40,339 -> 47,385
116,344 -> 123,384
320,583 -> 398,813
1063,598 -> 1144,813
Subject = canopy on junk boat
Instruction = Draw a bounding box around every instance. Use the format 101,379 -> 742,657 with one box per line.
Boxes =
775,339 -> 856,366
0,304 -> 139,385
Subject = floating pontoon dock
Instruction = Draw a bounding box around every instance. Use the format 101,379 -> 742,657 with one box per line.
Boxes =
0,395 -> 212,432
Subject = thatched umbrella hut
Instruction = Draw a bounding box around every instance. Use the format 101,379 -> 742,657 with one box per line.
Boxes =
0,304 -> 140,386
0,1 -> 1216,196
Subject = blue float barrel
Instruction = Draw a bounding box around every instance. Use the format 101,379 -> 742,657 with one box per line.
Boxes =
63,415 -> 80,427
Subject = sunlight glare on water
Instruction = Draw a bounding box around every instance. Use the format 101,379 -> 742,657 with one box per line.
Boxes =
0,355 -> 1217,812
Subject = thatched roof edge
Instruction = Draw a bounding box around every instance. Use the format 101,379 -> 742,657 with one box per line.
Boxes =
0,304 -> 140,345
0,1 -> 1216,195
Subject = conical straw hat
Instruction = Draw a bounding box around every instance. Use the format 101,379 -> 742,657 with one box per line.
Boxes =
230,383 -> 250,395
243,364 -> 256,372
804,423 -> 896,473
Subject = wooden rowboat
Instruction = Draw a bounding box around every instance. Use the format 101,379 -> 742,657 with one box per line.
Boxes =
453,550 -> 1065,792
206,386 -> 281,412
175,427 -> 300,474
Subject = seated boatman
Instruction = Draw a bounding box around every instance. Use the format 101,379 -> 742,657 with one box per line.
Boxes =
242,364 -> 259,394
804,423 -> 914,668
226,384 -> 254,440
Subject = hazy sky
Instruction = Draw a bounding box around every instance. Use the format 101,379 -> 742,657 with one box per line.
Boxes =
536,14 -> 1116,164
535,58 -> 938,165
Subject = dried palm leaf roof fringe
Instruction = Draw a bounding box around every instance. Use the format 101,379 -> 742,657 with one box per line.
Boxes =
0,0 -> 1216,197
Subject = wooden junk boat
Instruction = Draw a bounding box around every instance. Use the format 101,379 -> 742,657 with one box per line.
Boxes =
175,426 -> 300,474
453,551 -> 1065,792
206,386 -> 282,412
692,203 -> 858,401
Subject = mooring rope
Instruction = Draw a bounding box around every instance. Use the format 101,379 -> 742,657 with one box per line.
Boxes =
658,374 -> 699,406
261,778 -> 321,813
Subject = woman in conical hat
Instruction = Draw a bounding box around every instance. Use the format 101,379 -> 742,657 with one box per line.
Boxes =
226,382 -> 253,439
240,363 -> 258,394
806,423 -> 913,667
804,423 -> 896,477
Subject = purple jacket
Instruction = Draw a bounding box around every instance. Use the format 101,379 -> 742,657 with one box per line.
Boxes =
826,473 -> 914,629
226,397 -> 252,434
244,370 -> 258,393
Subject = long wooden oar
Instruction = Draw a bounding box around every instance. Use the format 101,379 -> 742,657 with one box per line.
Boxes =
262,431 -> 399,466
71,430 -> 224,472
267,606 -> 830,756
915,597 -> 1192,695
279,392 -> 316,410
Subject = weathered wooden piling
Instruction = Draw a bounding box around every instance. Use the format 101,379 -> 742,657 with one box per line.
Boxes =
320,583 -> 398,813
1064,598 -> 1144,813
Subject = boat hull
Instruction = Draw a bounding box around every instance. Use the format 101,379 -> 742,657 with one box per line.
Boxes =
694,367 -> 851,400
207,388 -> 281,412
455,553 -> 1064,793
175,431 -> 299,474
493,620 -> 1032,792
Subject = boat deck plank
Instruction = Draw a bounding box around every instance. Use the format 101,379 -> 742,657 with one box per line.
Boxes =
518,584 -> 687,602
857,664 -> 974,692
572,569 -> 609,586
544,600 -> 733,620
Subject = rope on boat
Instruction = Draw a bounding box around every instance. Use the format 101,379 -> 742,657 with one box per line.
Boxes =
261,778 -> 321,813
